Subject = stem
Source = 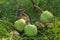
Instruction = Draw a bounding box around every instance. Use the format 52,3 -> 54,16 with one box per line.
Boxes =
31,0 -> 43,13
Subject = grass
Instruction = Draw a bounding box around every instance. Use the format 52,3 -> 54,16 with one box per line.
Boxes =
0,0 -> 60,40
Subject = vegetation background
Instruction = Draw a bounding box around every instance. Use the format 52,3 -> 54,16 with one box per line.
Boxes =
0,0 -> 60,40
